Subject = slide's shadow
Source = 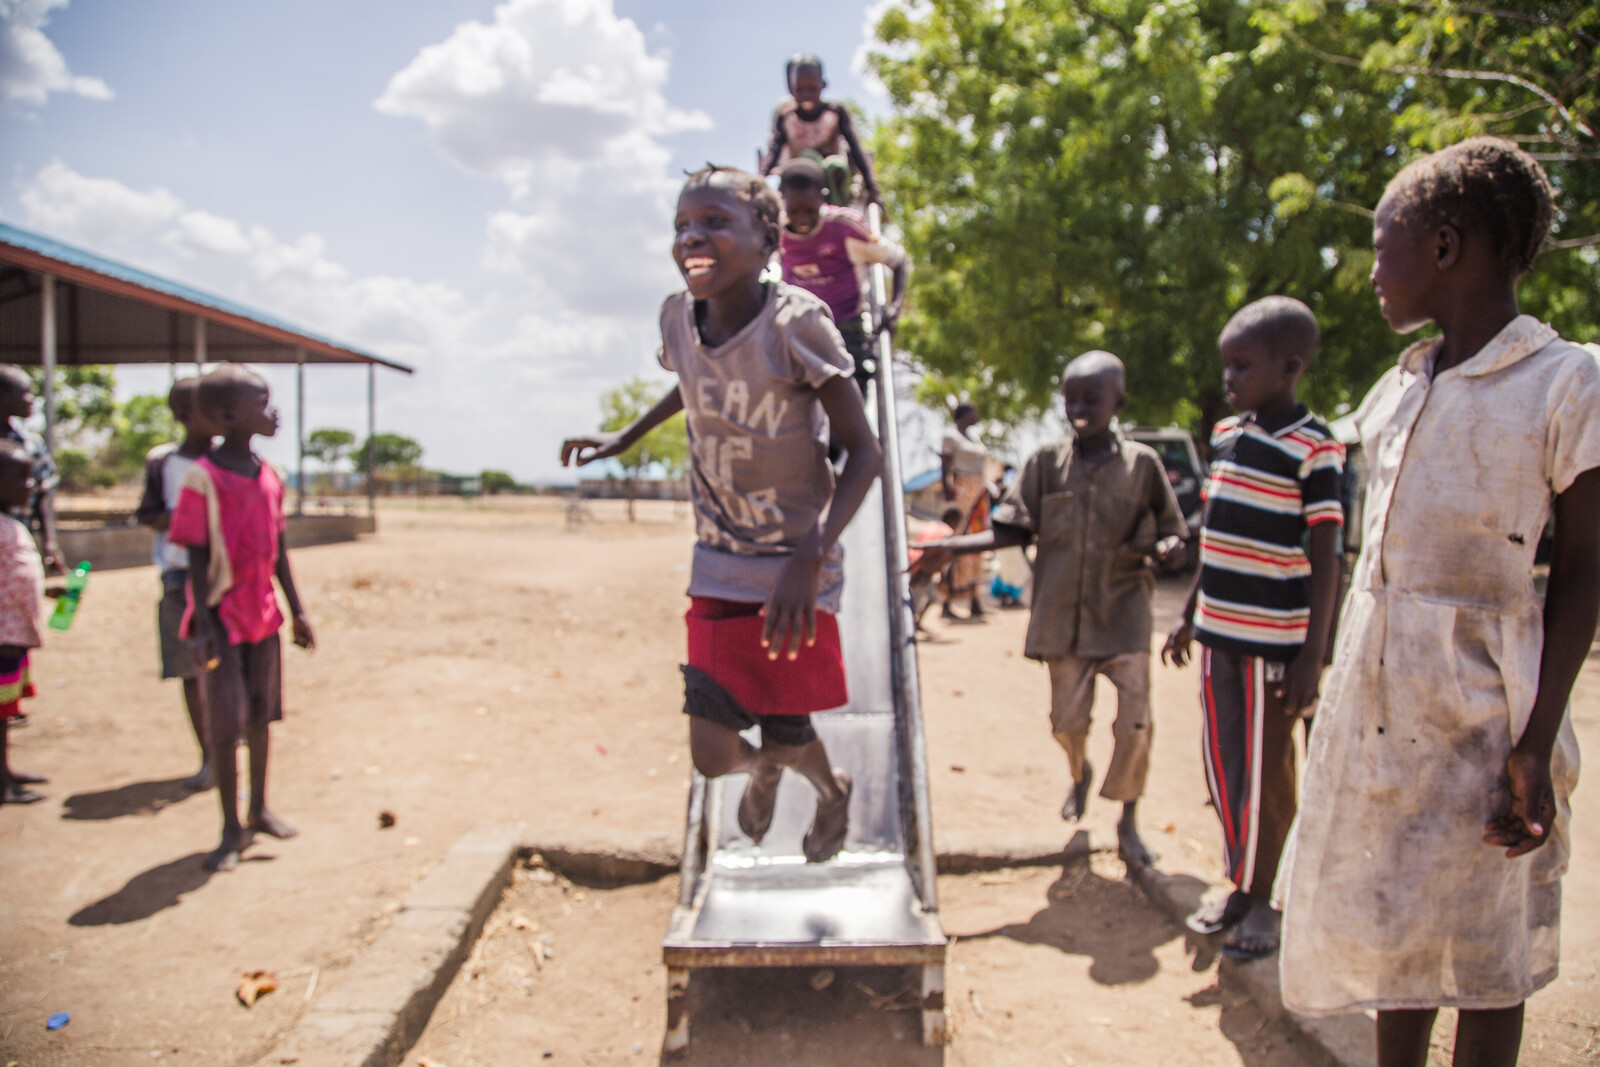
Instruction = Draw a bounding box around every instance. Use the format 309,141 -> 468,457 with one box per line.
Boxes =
61,777 -> 200,820
661,965 -> 941,1065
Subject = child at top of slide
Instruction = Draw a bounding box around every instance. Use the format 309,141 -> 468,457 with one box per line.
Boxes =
169,365 -> 315,872
559,166 -> 882,864
778,157 -> 906,392
0,441 -> 47,804
760,53 -> 881,208
134,376 -> 216,792
1275,137 -> 1600,1067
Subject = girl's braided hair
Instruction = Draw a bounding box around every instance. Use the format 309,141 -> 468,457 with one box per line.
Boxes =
681,165 -> 781,230
1384,136 -> 1556,276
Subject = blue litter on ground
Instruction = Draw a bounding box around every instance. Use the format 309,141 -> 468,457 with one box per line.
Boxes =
47,1011 -> 70,1030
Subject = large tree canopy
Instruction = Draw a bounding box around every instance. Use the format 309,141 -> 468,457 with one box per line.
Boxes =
866,0 -> 1599,436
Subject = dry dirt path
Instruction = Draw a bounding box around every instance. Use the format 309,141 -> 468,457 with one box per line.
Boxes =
1,499 -> 1594,1065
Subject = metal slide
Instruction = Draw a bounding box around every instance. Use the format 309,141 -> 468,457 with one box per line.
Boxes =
662,207 -> 947,1051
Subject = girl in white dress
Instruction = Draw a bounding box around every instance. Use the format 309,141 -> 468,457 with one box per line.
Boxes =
1277,138 -> 1600,1066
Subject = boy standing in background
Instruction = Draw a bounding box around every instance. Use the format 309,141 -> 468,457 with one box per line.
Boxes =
135,377 -> 214,791
917,352 -> 1187,866
169,365 -> 314,872
1164,296 -> 1344,961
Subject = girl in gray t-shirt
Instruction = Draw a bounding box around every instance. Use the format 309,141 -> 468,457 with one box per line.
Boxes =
560,166 -> 882,863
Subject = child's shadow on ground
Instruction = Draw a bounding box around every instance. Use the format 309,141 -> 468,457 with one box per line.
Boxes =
61,777 -> 199,820
958,859 -> 1187,986
68,851 -> 271,926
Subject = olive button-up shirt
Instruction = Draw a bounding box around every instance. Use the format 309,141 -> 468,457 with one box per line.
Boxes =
992,435 -> 1188,661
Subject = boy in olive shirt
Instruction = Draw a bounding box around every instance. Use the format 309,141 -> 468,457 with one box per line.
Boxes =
916,352 -> 1187,865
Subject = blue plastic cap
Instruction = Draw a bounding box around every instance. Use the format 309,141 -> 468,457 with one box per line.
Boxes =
47,1010 -> 70,1030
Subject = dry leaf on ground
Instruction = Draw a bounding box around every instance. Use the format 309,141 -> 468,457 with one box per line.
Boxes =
237,970 -> 279,1006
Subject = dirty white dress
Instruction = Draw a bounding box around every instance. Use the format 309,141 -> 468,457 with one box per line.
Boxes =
1277,317 -> 1595,1015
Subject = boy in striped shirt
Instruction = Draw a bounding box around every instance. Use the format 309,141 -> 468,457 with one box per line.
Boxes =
1163,296 -> 1344,961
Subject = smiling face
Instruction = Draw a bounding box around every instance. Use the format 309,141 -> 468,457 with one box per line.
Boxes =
789,66 -> 825,118
1371,194 -> 1447,334
673,182 -> 777,303
1062,369 -> 1123,441
1220,336 -> 1295,414
781,182 -> 825,235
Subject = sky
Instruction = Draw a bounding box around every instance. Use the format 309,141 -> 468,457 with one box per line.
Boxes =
0,0 -> 918,483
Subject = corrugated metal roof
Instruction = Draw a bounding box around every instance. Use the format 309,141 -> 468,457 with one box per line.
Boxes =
0,221 -> 413,373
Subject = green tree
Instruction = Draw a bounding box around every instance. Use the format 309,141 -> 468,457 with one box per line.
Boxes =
479,470 -> 518,494
360,432 -> 423,469
598,377 -> 689,521
97,394 -> 177,484
305,428 -> 357,492
1256,1 -> 1598,336
865,0 -> 1599,439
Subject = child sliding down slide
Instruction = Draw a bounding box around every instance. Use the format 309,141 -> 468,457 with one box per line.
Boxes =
561,166 -> 882,863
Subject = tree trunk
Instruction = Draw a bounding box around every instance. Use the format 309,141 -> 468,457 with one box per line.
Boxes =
627,477 -> 637,522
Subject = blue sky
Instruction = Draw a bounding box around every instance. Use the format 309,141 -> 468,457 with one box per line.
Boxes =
0,0 -> 896,481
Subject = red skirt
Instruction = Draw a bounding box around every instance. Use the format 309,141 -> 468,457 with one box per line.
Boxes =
686,597 -> 848,716
0,649 -> 34,719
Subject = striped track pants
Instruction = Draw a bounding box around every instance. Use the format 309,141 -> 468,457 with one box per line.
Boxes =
1199,646 -> 1300,897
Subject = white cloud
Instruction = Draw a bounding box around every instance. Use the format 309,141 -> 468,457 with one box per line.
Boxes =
11,160 -> 665,481
0,0 -> 112,114
160,209 -> 253,257
18,159 -> 179,240
376,0 -> 707,315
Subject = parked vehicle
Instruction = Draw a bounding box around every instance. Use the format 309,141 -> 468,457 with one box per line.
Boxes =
1126,425 -> 1205,569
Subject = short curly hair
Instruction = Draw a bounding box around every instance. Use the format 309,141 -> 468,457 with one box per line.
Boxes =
196,363 -> 268,420
1383,136 -> 1555,276
680,165 -> 781,230
1221,296 -> 1320,368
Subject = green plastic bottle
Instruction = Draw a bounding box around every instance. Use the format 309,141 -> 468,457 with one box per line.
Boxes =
48,561 -> 91,632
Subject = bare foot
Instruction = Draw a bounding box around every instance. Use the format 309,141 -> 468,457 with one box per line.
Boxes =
181,764 -> 214,792
204,834 -> 242,871
1117,823 -> 1156,869
1061,760 -> 1093,821
1222,900 -> 1280,960
9,769 -> 48,785
803,770 -> 852,864
737,757 -> 784,844
248,809 -> 298,839
1,784 -> 46,804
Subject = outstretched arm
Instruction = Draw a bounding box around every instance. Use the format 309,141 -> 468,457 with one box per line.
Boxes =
909,522 -> 1030,577
761,376 -> 882,659
835,106 -> 881,205
759,108 -> 789,176
1485,465 -> 1600,857
1162,569 -> 1204,668
559,387 -> 685,468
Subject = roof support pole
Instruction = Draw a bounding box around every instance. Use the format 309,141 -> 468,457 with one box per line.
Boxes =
194,316 -> 206,369
295,352 -> 306,517
366,362 -> 376,518
40,272 -> 56,453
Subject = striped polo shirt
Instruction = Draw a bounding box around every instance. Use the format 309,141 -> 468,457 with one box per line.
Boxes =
1195,406 -> 1344,660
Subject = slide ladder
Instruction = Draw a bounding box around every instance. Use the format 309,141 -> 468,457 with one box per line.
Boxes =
662,205 -> 946,1051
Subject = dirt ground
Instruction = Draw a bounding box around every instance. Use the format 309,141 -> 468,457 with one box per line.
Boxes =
1,498 -> 1596,1066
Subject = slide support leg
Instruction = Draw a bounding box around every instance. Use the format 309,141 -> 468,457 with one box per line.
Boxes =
663,966 -> 691,1053
921,963 -> 946,1047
